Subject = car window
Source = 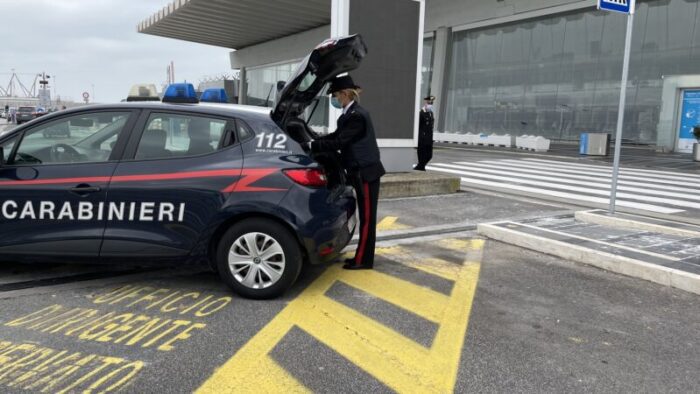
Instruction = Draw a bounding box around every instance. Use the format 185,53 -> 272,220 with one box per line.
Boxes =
1,136 -> 17,162
11,112 -> 131,165
135,113 -> 234,160
236,119 -> 255,141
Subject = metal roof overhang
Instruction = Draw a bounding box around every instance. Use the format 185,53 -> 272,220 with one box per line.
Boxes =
138,0 -> 331,49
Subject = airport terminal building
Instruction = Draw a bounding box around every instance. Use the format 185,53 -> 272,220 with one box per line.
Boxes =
140,0 -> 700,154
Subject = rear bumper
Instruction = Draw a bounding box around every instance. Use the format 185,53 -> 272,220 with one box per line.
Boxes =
282,185 -> 357,265
305,208 -> 357,265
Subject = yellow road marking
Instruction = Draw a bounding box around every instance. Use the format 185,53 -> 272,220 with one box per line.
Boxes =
377,216 -> 411,231
376,246 -> 460,280
196,238 -> 483,394
437,238 -> 485,252
338,270 -> 449,323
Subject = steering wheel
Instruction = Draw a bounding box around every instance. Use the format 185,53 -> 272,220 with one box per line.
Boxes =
50,144 -> 81,163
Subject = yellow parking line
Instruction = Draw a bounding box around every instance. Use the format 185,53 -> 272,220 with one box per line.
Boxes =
196,238 -> 483,394
377,216 -> 411,231
338,270 -> 449,323
297,297 -> 434,391
429,263 -> 481,389
376,246 -> 460,281
437,238 -> 485,252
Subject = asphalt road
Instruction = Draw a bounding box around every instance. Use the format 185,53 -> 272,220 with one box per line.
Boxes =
0,191 -> 697,392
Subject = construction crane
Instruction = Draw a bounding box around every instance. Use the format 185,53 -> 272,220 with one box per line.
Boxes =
0,70 -> 45,98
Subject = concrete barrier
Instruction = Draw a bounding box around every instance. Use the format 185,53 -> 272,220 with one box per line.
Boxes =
516,135 -> 551,152
380,172 -> 460,199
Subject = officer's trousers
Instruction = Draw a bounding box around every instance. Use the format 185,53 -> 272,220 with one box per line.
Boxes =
416,144 -> 433,170
350,174 -> 380,267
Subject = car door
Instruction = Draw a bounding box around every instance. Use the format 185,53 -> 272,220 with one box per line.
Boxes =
0,110 -> 137,258
100,110 -> 244,258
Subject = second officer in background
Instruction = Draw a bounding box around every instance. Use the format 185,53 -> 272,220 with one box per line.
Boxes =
414,95 -> 435,171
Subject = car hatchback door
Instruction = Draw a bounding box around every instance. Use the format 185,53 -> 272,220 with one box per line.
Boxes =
0,110 -> 137,259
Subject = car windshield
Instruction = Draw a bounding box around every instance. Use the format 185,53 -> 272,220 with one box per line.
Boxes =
18,107 -> 34,113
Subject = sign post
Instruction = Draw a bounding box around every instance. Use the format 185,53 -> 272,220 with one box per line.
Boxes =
599,0 -> 635,215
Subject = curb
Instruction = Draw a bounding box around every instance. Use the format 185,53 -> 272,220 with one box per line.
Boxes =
350,223 -> 477,246
348,209 -> 574,245
477,222 -> 700,296
575,210 -> 700,238
379,173 -> 460,199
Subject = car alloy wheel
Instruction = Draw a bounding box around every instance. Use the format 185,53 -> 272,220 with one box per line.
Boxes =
216,218 -> 302,299
228,232 -> 286,290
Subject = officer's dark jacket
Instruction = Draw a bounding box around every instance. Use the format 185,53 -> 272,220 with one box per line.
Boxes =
311,102 -> 386,182
418,109 -> 434,146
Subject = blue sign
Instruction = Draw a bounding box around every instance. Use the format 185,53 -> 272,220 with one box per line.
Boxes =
678,90 -> 700,151
580,133 -> 589,155
598,0 -> 635,14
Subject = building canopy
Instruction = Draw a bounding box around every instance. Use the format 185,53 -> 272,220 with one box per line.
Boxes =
138,0 -> 330,49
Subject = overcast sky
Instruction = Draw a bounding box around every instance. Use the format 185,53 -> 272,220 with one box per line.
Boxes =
1,0 -> 232,104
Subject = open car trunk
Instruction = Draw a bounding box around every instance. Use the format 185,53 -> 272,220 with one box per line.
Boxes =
272,35 -> 367,191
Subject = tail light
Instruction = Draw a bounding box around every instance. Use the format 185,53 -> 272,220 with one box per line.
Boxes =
283,168 -> 328,187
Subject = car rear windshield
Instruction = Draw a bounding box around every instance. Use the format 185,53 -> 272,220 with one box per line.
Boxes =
18,107 -> 34,112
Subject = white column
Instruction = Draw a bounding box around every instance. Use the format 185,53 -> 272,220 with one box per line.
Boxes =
430,26 -> 452,133
412,0 -> 426,146
328,0 -> 351,130
238,67 -> 247,105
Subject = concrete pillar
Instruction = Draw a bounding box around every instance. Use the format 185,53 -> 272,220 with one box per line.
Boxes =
331,0 -> 423,172
329,0 -> 350,126
238,67 -> 247,105
430,26 -> 452,133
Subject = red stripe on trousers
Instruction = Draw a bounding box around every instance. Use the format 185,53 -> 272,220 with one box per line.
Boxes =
355,182 -> 371,266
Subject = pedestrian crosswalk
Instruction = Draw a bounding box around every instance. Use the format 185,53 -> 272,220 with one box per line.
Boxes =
427,158 -> 700,215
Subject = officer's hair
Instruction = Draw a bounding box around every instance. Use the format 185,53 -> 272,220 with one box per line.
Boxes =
345,88 -> 361,103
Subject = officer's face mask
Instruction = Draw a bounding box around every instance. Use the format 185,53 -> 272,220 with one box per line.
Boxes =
331,96 -> 343,109
425,104 -> 434,112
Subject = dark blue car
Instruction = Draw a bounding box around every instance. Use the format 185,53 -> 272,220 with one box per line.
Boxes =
0,35 -> 367,299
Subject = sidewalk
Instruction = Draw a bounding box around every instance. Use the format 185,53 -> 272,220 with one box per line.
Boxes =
478,209 -> 700,295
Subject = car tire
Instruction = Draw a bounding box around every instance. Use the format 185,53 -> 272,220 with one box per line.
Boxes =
216,218 -> 302,299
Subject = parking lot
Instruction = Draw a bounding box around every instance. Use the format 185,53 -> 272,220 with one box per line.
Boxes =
0,191 -> 697,393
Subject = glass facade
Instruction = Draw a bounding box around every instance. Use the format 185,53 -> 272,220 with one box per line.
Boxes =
444,0 -> 700,143
245,61 -> 329,131
245,62 -> 296,108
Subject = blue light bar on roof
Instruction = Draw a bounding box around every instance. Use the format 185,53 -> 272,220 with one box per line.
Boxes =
162,83 -> 198,104
200,88 -> 229,103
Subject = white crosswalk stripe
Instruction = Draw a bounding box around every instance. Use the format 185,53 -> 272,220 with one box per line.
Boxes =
426,158 -> 700,215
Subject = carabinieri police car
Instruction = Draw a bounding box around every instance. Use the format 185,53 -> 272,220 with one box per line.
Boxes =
0,35 -> 367,299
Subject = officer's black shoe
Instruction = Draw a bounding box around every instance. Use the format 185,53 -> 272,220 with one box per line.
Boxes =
342,262 -> 373,270
413,165 -> 425,171
343,258 -> 356,265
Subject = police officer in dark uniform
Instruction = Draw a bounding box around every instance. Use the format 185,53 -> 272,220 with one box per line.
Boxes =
307,75 -> 385,270
414,95 -> 435,171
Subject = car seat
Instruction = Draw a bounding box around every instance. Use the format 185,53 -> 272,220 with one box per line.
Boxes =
187,118 -> 214,156
136,128 -> 171,159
